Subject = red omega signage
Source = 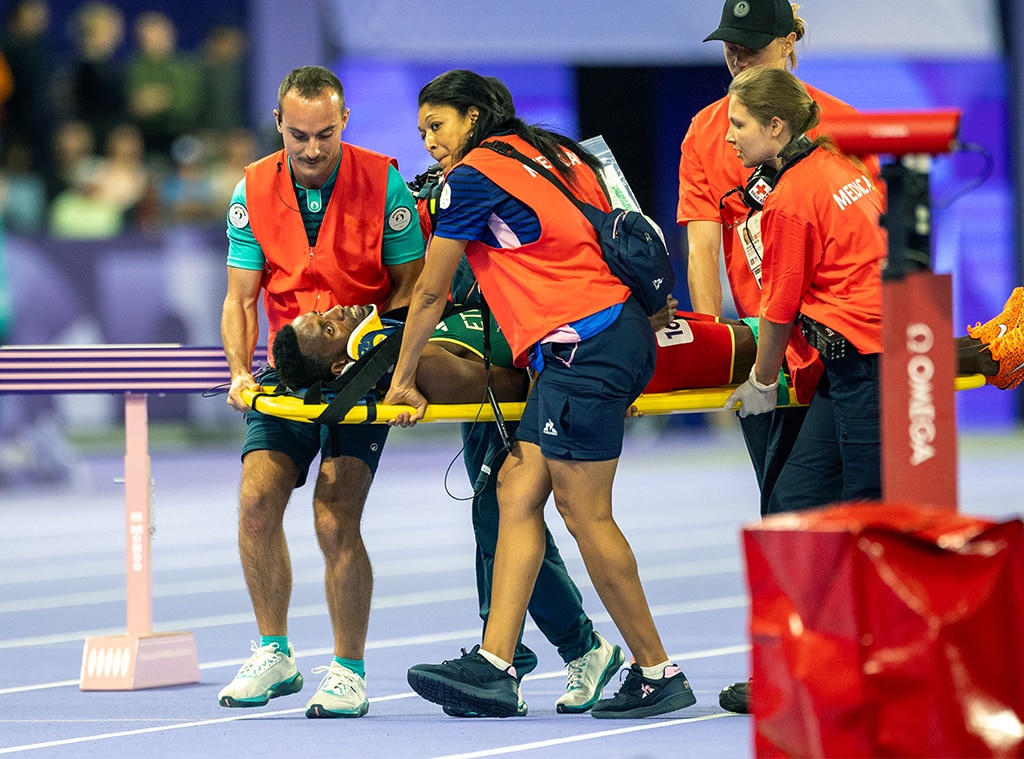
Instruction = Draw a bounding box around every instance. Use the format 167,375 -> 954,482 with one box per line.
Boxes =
880,272 -> 958,510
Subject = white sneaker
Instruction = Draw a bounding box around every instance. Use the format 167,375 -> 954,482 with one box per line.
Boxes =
305,661 -> 369,718
555,632 -> 625,713
218,641 -> 303,707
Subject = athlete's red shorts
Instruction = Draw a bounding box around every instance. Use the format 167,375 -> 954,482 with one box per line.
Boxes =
646,311 -> 739,393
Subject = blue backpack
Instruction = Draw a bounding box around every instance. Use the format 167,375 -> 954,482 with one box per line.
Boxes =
481,140 -> 674,317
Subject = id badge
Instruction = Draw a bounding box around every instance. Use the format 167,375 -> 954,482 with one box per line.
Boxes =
738,211 -> 765,288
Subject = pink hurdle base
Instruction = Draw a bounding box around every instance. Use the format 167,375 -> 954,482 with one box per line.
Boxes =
80,392 -> 200,690
80,633 -> 200,691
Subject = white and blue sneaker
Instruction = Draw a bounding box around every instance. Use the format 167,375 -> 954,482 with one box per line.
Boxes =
305,661 -> 369,718
556,632 -> 625,713
218,641 -> 303,707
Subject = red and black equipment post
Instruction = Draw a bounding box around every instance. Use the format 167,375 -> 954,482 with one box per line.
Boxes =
830,110 -> 963,511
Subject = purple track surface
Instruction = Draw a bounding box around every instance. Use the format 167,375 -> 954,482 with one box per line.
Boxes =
2,423 -> 1021,758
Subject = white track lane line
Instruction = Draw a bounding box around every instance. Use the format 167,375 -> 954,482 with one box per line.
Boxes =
425,713 -> 740,759
0,645 -> 749,754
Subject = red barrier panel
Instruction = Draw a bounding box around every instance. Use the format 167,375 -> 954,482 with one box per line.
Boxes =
828,110 -> 961,157
744,503 -> 1024,758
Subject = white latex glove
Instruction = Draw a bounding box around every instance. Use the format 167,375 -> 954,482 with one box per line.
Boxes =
724,366 -> 779,418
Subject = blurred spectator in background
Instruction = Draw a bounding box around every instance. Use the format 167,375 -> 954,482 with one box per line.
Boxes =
92,121 -> 158,231
208,126 -> 256,207
66,1 -> 125,151
48,155 -> 123,239
44,118 -> 94,200
199,24 -> 247,134
0,139 -> 45,233
0,46 -> 13,117
125,11 -> 201,162
160,133 -> 218,226
1,4 -> 257,484
0,5 -> 256,238
0,0 -> 54,175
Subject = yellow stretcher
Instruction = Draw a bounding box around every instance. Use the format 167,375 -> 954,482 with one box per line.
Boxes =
242,374 -> 986,425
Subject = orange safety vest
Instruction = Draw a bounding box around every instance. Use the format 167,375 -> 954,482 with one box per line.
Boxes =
459,135 -> 629,365
245,143 -> 396,355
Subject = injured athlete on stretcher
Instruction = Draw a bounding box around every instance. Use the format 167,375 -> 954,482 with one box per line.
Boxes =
266,288 -> 1022,410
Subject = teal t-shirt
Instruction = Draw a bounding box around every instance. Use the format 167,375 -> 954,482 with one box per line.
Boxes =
225,149 -> 424,270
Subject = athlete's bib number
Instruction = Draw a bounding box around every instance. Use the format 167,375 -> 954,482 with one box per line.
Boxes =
656,318 -> 695,348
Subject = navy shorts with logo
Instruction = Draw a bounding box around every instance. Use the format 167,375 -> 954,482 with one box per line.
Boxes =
516,298 -> 655,461
241,369 -> 389,488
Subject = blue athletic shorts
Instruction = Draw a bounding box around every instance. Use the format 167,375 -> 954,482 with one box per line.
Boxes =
516,298 -> 655,461
241,370 -> 389,488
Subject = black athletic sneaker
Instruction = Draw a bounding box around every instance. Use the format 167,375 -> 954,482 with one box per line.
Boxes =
719,679 -> 750,714
442,644 -> 535,717
591,663 -> 696,719
442,683 -> 528,717
407,646 -> 521,718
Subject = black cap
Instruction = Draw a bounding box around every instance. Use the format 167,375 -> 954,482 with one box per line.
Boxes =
703,0 -> 795,51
